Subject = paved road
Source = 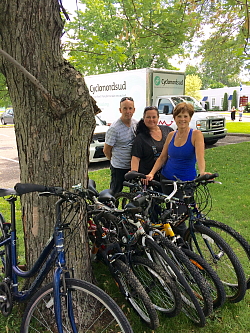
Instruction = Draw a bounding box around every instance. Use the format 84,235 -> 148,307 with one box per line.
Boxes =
1,125 -> 250,188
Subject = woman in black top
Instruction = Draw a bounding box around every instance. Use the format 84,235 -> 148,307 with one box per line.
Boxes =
131,106 -> 173,181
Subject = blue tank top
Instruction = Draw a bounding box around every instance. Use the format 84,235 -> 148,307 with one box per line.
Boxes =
161,129 -> 197,181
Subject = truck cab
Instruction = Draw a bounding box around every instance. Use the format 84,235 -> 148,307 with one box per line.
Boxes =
155,95 -> 227,145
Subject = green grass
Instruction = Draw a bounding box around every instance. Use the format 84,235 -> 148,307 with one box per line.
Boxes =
1,142 -> 250,332
89,142 -> 250,333
225,121 -> 250,134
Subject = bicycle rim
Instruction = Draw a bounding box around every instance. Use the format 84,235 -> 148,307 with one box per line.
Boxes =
184,223 -> 247,303
113,259 -> 159,330
130,255 -> 182,317
20,278 -> 134,333
144,237 -> 206,327
202,219 -> 250,289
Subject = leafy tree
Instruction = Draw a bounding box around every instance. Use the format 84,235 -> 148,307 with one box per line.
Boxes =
0,0 -> 97,281
63,0 -> 250,81
232,90 -> 238,108
185,74 -> 202,100
64,0 -> 201,74
223,92 -> 228,111
194,1 -> 249,88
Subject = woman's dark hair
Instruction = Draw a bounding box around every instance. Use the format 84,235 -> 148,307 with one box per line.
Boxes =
136,106 -> 159,136
173,102 -> 194,118
143,106 -> 159,117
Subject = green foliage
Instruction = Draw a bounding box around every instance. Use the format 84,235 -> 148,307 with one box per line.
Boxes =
63,0 -> 200,74
185,74 -> 202,100
222,92 -> 228,111
0,73 -> 11,108
245,102 -> 250,112
232,90 -> 237,108
63,0 -> 249,84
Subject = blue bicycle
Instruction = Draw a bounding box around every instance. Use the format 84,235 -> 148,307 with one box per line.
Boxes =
0,183 -> 133,333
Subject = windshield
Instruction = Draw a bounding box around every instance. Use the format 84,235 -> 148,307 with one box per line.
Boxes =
171,96 -> 206,112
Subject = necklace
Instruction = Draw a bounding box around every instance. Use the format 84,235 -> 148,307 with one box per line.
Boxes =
177,130 -> 188,140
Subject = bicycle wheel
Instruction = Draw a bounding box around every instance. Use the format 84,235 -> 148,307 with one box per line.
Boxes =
113,259 -> 159,330
182,248 -> 226,310
115,192 -> 136,209
130,255 -> 182,317
184,223 -> 247,303
144,237 -> 206,327
202,219 -> 250,289
20,278 -> 134,333
156,236 -> 213,317
0,214 -> 11,281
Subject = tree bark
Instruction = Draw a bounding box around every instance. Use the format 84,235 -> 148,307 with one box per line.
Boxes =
0,0 -> 97,282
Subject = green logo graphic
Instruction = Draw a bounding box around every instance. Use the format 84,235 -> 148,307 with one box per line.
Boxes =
154,76 -> 161,86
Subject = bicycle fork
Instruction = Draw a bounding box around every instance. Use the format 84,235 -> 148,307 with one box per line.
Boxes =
53,226 -> 77,333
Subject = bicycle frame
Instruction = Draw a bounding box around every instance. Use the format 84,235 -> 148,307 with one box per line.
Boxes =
0,195 -> 77,333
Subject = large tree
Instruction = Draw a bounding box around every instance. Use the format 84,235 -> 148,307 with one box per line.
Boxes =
0,0 -> 99,281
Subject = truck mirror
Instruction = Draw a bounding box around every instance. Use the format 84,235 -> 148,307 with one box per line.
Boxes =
163,105 -> 169,114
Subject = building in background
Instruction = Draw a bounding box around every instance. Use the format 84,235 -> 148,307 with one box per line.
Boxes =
200,85 -> 250,110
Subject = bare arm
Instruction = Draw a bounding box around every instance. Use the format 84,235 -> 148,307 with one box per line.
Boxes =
103,143 -> 113,160
131,156 -> 140,171
146,132 -> 174,181
192,130 -> 206,175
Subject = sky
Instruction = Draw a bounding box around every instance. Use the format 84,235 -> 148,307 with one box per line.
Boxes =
61,0 -> 84,17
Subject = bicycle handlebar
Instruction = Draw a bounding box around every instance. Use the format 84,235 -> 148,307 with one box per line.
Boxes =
14,183 -> 63,195
0,188 -> 17,197
162,173 -> 219,187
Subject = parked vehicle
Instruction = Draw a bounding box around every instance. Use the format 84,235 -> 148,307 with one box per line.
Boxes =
89,115 -> 109,163
0,108 -> 107,163
85,68 -> 227,145
1,108 -> 14,125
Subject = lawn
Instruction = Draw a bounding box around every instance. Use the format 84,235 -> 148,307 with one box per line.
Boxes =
226,120 -> 250,134
88,142 -> 250,333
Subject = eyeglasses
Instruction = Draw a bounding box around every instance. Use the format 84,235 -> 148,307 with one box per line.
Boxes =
120,97 -> 134,103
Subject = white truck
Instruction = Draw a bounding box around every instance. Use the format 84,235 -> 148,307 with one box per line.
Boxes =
85,68 -> 227,147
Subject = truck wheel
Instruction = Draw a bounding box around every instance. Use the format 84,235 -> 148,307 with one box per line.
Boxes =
205,139 -> 218,145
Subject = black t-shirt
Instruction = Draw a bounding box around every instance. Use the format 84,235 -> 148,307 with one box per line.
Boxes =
131,125 -> 173,176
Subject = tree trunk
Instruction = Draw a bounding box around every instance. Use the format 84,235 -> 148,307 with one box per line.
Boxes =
0,0 -> 97,282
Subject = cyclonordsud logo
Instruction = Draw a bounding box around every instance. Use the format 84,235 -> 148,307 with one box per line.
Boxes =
154,76 -> 161,86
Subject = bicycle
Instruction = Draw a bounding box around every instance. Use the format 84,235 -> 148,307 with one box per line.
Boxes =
117,172 -> 247,304
0,184 -> 134,333
88,208 -> 183,323
83,182 -> 209,326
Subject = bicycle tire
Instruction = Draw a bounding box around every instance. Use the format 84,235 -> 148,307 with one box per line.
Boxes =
182,248 -> 226,310
113,259 -> 159,330
184,223 -> 247,303
20,278 -> 134,333
130,255 -> 182,317
156,236 -> 213,317
0,214 -> 11,281
144,237 -> 206,327
202,219 -> 250,289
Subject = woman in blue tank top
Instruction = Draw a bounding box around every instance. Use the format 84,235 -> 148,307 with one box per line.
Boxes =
146,102 -> 210,237
146,102 -> 209,183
